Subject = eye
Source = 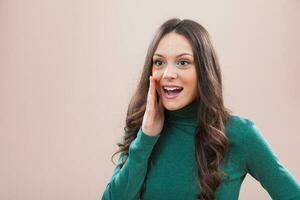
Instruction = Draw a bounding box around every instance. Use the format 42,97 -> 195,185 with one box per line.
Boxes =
177,60 -> 190,67
153,59 -> 164,67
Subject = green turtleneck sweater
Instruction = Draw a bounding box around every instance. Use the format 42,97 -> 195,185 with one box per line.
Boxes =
101,99 -> 300,200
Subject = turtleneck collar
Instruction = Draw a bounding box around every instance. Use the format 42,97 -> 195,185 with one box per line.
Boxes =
164,98 -> 199,126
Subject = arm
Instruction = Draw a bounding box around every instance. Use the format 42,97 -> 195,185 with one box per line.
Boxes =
101,127 -> 160,200
244,119 -> 300,199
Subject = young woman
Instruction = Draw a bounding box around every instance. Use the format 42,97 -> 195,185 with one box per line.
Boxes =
101,18 -> 300,200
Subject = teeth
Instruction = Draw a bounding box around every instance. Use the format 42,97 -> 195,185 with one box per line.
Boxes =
163,86 -> 182,91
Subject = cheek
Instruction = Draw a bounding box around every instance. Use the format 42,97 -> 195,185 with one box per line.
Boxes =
182,70 -> 198,94
191,75 -> 198,94
152,68 -> 163,79
152,67 -> 157,76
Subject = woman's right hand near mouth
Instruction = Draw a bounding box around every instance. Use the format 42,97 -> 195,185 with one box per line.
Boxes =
141,75 -> 165,136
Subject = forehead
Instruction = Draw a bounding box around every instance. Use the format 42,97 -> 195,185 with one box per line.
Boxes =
154,32 -> 193,57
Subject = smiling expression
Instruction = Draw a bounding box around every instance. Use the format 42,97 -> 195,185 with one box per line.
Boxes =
152,32 -> 198,111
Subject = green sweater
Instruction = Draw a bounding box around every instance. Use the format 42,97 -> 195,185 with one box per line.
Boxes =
102,99 -> 300,200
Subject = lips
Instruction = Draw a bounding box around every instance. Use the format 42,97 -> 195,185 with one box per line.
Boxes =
162,87 -> 183,93
160,84 -> 184,100
161,84 -> 183,88
161,84 -> 183,90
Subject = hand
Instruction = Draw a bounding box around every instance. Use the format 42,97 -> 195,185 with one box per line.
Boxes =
141,75 -> 165,136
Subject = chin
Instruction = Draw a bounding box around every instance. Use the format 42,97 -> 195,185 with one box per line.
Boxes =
162,101 -> 183,111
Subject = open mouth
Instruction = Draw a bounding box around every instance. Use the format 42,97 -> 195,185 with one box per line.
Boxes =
161,86 -> 184,98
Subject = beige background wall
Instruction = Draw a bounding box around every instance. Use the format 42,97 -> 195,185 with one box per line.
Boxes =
0,0 -> 299,199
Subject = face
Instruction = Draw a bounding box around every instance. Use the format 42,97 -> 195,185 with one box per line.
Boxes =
152,32 -> 198,111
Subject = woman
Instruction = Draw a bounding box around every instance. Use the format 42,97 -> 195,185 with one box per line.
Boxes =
101,18 -> 300,200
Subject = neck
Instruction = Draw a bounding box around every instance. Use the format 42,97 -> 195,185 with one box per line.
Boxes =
164,98 -> 199,126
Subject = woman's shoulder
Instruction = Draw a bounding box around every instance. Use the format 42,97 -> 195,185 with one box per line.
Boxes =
226,114 -> 255,128
225,113 -> 259,141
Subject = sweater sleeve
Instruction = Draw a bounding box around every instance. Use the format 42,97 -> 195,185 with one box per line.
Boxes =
101,127 -> 160,200
244,119 -> 300,199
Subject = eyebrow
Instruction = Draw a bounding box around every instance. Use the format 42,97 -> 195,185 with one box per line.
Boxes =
153,53 -> 193,58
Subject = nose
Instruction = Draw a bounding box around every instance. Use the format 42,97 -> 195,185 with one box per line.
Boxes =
162,65 -> 178,79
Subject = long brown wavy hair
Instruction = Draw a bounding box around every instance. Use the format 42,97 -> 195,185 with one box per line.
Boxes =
111,18 -> 233,200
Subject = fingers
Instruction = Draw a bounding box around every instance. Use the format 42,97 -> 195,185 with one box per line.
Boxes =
146,76 -> 152,107
147,76 -> 156,110
152,75 -> 164,110
154,79 -> 160,100
152,73 -> 162,94
150,76 -> 156,108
